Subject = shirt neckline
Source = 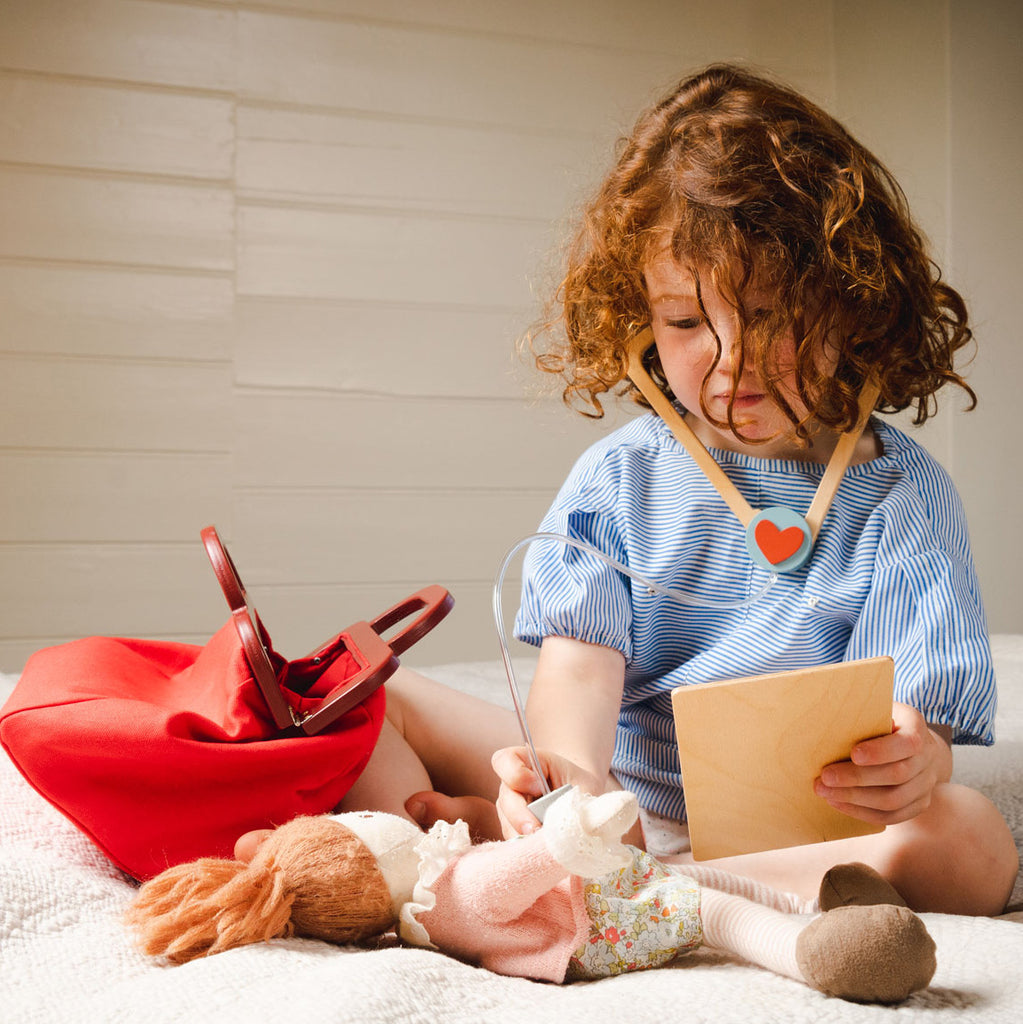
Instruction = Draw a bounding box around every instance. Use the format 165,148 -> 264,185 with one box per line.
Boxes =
650,414 -> 896,477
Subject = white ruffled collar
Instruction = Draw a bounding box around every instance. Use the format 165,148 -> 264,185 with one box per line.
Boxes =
397,818 -> 473,948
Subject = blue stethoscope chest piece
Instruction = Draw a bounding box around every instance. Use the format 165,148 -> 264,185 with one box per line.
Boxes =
745,506 -> 814,573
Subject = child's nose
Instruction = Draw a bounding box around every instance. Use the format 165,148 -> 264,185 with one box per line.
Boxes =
710,321 -> 744,372
234,828 -> 274,862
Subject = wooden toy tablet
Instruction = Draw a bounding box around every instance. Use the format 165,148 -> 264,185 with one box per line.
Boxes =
671,657 -> 894,861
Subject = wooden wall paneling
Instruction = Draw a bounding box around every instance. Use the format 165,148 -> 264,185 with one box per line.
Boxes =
0,355 -> 232,452
238,0 -> 836,110
231,488 -> 556,584
832,3 -> 951,468
235,104 -> 605,219
0,542 -> 228,640
0,167 -> 234,270
0,264 -> 234,362
242,0 -> 751,56
237,9 -> 683,133
0,72 -> 234,180
0,451 -> 231,541
237,203 -> 550,309
0,0 -> 237,92
0,0 -> 240,670
232,391 -> 616,491
235,298 -> 530,398
948,0 -> 1023,631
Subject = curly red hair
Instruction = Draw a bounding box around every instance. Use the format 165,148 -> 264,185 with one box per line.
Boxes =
532,63 -> 974,436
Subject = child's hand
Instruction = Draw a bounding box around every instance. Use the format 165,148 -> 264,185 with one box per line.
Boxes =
491,745 -> 602,838
814,702 -> 954,825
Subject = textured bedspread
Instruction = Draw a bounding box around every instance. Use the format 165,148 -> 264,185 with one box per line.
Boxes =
2,639 -> 1021,1023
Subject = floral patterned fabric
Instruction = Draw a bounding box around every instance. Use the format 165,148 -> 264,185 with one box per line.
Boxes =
567,849 -> 702,979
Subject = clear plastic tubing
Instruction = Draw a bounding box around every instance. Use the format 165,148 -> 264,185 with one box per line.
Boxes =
492,531 -> 778,796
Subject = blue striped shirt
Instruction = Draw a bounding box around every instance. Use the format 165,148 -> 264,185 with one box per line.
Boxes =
515,413 -> 996,820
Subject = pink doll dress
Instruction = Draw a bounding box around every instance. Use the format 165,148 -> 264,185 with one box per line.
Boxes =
399,820 -> 703,983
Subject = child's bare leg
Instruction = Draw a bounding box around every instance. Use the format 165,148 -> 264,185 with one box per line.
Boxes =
340,666 -> 520,837
666,782 -> 1018,916
336,716 -> 432,821
384,666 -> 521,800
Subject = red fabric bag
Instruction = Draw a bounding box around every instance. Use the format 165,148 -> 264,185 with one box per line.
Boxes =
0,526 -> 452,880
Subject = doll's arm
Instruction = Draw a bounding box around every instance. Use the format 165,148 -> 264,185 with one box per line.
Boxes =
444,790 -> 636,925
541,787 -> 636,877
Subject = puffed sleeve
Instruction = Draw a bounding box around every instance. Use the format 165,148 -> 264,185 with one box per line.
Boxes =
514,445 -> 633,658
845,547 -> 996,745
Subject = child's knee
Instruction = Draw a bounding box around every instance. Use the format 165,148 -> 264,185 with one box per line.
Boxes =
888,783 -> 1018,915
945,784 -> 1020,912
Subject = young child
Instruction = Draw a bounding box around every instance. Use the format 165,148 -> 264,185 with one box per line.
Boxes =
349,63 -> 1018,917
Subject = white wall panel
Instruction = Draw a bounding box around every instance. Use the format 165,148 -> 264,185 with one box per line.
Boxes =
237,9 -> 684,133
0,167 -> 234,270
0,0 -> 236,91
832,2 -> 951,469
0,265 -> 233,361
244,0 -> 754,54
236,105 -> 605,219
237,203 -> 551,308
235,298 -> 530,398
1,0 -> 1016,674
0,451 -> 231,541
0,72 -> 233,179
0,355 -> 231,452
0,543 -> 226,639
947,0 -> 1023,632
232,489 -> 550,585
232,391 -> 615,491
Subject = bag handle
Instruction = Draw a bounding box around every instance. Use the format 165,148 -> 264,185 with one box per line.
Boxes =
370,585 -> 455,657
202,525 -> 297,731
200,527 -> 454,736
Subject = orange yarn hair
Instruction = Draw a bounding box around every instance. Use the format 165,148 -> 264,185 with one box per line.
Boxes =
125,816 -> 395,964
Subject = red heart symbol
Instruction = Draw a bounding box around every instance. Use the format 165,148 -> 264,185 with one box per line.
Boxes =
754,520 -> 805,565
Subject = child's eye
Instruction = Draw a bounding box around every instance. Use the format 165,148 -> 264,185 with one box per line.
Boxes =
665,317 -> 703,330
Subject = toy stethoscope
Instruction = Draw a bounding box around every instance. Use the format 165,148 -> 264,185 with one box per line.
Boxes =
496,327 -> 880,817
626,327 -> 881,574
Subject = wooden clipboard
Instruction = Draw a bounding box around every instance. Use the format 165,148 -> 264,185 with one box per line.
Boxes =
671,657 -> 894,861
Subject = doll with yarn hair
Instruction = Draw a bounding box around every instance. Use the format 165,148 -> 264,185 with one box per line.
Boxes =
126,788 -> 936,1004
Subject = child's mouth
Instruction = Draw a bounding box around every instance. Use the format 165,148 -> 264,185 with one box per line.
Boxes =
720,392 -> 766,410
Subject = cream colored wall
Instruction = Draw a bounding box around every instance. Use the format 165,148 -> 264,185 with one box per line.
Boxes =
0,0 -> 1017,673
946,0 -> 1023,635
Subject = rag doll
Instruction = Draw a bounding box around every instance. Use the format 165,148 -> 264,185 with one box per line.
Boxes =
126,788 -> 936,1004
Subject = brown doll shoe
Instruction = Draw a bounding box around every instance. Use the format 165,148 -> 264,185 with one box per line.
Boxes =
796,903 -> 936,1003
819,862 -> 909,910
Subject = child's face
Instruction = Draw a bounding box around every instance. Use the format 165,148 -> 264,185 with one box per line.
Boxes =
644,254 -> 815,458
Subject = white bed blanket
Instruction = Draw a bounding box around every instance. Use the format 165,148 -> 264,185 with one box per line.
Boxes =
2,640 -> 1022,1024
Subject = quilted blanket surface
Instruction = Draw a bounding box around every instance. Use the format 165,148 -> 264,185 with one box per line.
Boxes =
2,639 -> 1022,1023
